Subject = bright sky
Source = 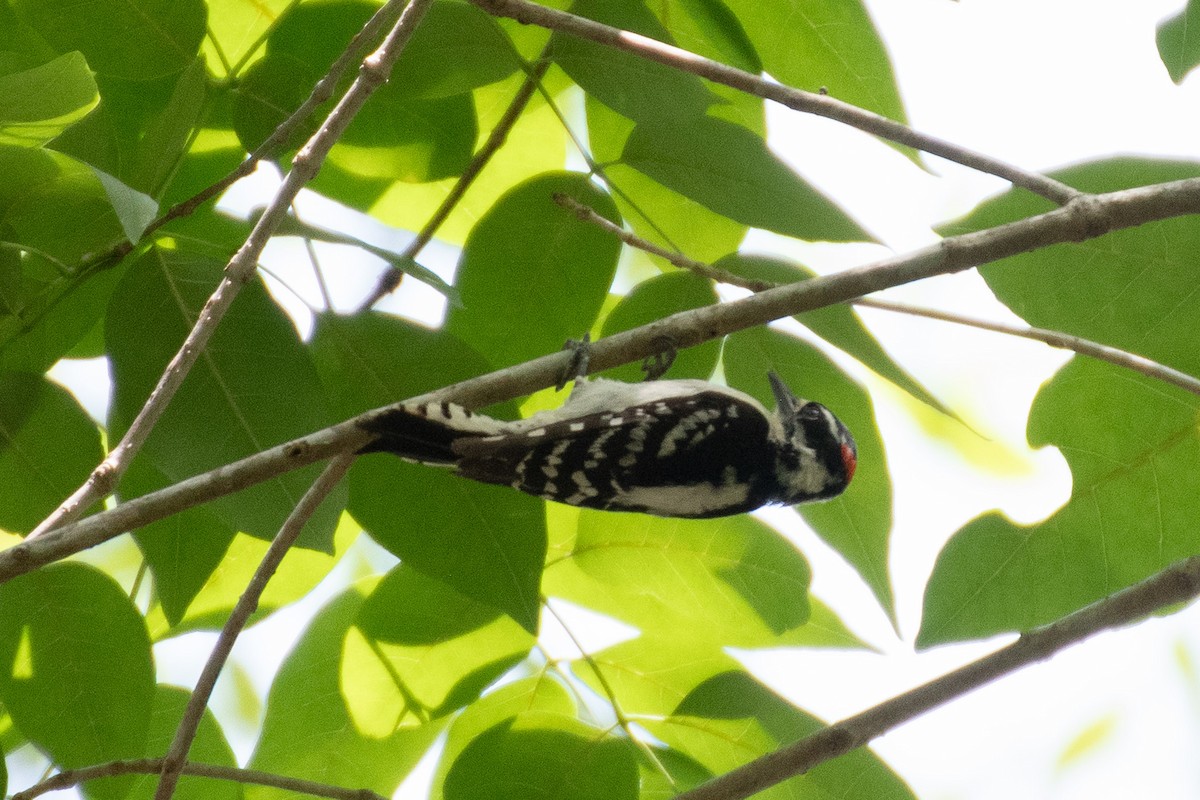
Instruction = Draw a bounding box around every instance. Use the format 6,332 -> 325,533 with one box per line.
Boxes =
41,2 -> 1200,799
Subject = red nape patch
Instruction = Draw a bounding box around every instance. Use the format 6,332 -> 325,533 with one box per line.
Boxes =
842,444 -> 857,482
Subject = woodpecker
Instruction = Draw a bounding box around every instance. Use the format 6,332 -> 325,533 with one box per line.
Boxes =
358,371 -> 857,519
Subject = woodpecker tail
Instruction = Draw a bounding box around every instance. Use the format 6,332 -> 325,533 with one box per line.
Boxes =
357,401 -> 504,465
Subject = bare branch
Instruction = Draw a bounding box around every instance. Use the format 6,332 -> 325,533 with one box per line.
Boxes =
674,554 -> 1200,800
855,298 -> 1200,397
5,176 -> 1200,582
27,0 -> 420,539
555,192 -> 1200,398
153,454 -> 355,800
468,0 -> 1077,204
11,757 -> 387,800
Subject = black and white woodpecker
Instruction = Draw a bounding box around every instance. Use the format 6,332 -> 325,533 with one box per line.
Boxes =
358,366 -> 857,519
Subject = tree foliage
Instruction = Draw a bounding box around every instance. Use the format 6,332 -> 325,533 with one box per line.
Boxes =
2,1 -> 1200,799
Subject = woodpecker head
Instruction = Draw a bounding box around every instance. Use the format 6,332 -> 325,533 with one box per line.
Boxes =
768,371 -> 858,503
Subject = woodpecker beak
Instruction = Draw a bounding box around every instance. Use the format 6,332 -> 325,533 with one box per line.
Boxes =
768,371 -> 806,439
767,371 -> 803,417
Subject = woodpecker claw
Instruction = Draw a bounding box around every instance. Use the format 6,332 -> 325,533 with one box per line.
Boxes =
641,335 -> 677,381
557,333 -> 592,391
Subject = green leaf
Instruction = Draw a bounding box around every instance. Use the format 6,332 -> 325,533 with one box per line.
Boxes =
327,91 -> 478,184
446,172 -> 622,369
724,0 -> 909,127
599,272 -> 720,383
444,717 -> 638,800
145,516 -> 361,639
367,72 -> 569,241
0,52 -> 99,146
233,0 -> 481,183
716,253 -> 952,415
130,56 -> 210,198
203,0 -> 294,74
310,312 -> 497,416
0,257 -> 127,374
660,0 -> 761,73
105,247 -> 342,551
949,158 -> 1200,377
432,676 -> 578,800
658,672 -> 914,800
588,100 -> 749,262
131,456 -> 238,628
127,686 -> 241,800
0,371 -> 103,533
0,144 -> 126,263
724,327 -> 895,619
639,747 -> 713,800
92,167 -> 158,243
350,458 -> 546,635
1157,0 -> 1200,83
547,511 -> 817,647
554,0 -> 714,125
248,587 -> 443,800
391,0 -> 520,99
12,0 -> 207,80
918,356 -> 1200,647
346,565 -> 535,732
572,635 -> 742,717
622,117 -> 873,243
0,564 -> 154,800
651,0 -> 766,132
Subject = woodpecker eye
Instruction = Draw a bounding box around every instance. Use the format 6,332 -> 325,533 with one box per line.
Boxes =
799,404 -> 823,421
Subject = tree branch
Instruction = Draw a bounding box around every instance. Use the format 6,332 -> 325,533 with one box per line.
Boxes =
554,192 -> 1200,398
10,757 -> 387,800
152,455 -> 355,800
673,554 -> 1200,800
468,0 -> 1077,205
5,176 -> 1200,582
27,0 -> 424,539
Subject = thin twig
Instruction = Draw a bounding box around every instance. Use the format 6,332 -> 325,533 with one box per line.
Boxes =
468,0 -> 1077,205
673,553 -> 1200,800
542,600 -> 674,784
11,757 -> 386,800
552,194 -> 770,290
357,52 -> 554,310
152,454 -> 355,800
555,192 -> 1200,398
26,0 -> 415,539
854,298 -> 1200,397
5,176 -> 1200,582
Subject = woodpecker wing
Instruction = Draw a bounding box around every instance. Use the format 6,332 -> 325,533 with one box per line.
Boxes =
453,389 -> 776,517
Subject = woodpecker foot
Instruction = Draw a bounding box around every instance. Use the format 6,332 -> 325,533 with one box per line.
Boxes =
641,335 -> 677,381
557,333 -> 592,391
